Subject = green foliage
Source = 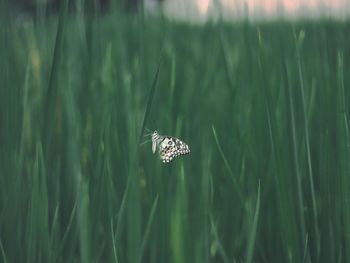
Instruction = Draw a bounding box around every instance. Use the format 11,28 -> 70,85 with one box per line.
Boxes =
1,8 -> 350,262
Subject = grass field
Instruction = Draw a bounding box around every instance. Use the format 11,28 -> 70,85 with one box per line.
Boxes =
1,2 -> 350,262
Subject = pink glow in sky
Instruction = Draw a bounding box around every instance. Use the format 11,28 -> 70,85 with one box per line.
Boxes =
196,0 -> 349,16
284,0 -> 299,13
196,0 -> 210,14
263,0 -> 277,14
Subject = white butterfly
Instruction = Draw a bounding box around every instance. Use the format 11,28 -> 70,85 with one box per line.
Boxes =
151,130 -> 190,163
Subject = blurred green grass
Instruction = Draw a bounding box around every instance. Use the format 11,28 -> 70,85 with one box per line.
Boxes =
1,5 -> 350,262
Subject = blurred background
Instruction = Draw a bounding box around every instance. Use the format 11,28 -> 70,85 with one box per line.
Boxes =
151,0 -> 350,21
7,0 -> 350,20
1,0 -> 350,263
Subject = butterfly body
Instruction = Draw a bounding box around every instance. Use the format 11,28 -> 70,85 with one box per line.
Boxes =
151,131 -> 190,163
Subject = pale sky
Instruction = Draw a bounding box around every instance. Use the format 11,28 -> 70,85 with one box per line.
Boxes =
146,0 -> 349,21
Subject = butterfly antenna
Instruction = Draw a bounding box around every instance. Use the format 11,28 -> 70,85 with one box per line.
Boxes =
143,131 -> 153,137
143,128 -> 154,137
140,138 -> 152,146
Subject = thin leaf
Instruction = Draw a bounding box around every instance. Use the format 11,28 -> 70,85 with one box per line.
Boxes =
138,195 -> 159,263
42,0 -> 69,152
110,219 -> 119,263
138,50 -> 163,144
0,238 -> 8,263
212,125 -> 244,204
245,181 -> 261,263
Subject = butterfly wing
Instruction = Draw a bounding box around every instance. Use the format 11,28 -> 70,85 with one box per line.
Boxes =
159,136 -> 190,163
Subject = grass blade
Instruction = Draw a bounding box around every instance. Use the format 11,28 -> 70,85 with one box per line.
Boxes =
110,219 -> 119,263
245,181 -> 261,263
115,179 -> 130,242
42,0 -> 69,152
283,60 -> 308,255
0,238 -> 8,263
212,125 -> 244,204
294,29 -> 320,260
337,51 -> 350,261
138,195 -> 159,263
138,50 -> 163,144
56,201 -> 77,260
209,216 -> 230,263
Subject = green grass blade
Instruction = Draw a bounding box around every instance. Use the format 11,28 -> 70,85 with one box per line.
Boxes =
48,204 -> 59,260
0,238 -> 8,263
56,201 -> 77,260
283,60 -> 308,256
212,125 -> 244,204
138,195 -> 159,263
260,48 -> 299,261
138,50 -> 163,144
218,30 -> 235,93
294,30 -> 320,260
42,0 -> 69,152
245,181 -> 261,263
111,180 -> 131,263
115,180 -> 129,242
110,219 -> 119,263
26,142 -> 50,263
302,233 -> 309,263
336,52 -> 350,260
210,216 -> 230,263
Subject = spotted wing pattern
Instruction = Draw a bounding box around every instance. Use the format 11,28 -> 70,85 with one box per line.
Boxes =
158,136 -> 190,163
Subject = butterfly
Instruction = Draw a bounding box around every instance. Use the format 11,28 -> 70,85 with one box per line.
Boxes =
151,130 -> 190,163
